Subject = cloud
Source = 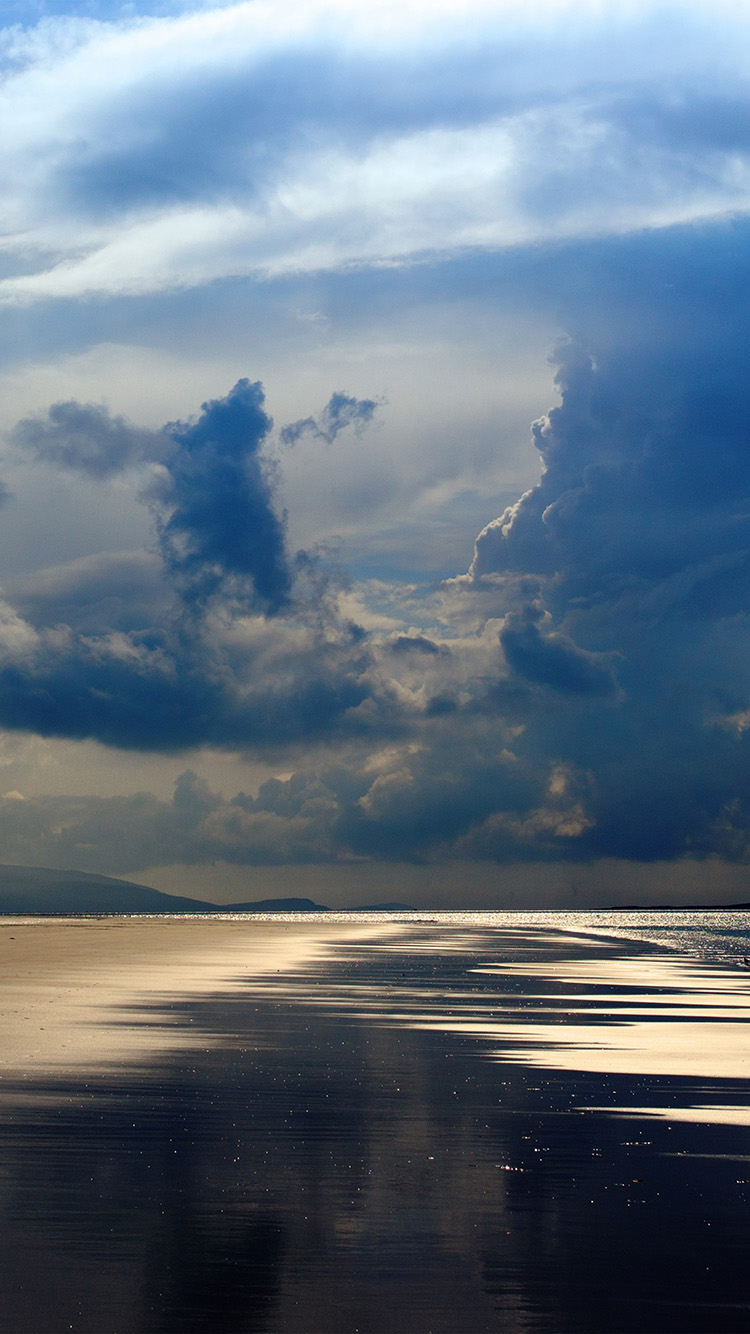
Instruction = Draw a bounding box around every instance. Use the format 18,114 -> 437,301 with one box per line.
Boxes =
153,378 -> 291,612
8,380 -> 296,614
461,223 -> 750,862
280,392 -> 379,447
499,606 -> 616,695
6,223 -> 750,874
0,609 -> 381,751
0,376 -> 392,750
6,550 -> 167,633
0,727 -> 540,873
0,766 -> 346,874
389,635 -> 443,656
10,400 -> 168,477
2,4 -> 750,302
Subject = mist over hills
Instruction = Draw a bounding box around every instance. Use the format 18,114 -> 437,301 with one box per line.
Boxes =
0,865 -> 415,913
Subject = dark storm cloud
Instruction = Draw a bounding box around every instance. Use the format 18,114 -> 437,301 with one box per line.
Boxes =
8,227 -> 750,872
280,393 -> 379,448
11,401 -> 168,477
7,379 -> 295,614
0,612 -> 377,751
0,377 -> 392,750
500,609 -> 616,696
154,378 -> 291,611
463,220 -> 750,863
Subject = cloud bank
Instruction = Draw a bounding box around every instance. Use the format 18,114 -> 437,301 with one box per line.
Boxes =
4,225 -> 750,879
4,1 -> 750,895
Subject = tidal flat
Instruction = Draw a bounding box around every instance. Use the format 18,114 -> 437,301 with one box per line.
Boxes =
1,914 -> 750,1333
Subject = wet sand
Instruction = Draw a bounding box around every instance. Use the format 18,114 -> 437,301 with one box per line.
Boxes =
0,916 -> 392,1076
1,918 -> 750,1332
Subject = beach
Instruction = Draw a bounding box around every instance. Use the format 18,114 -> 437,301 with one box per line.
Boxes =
1,916 -> 750,1333
0,916 -> 392,1077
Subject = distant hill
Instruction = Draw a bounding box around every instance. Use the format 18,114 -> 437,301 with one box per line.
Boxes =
0,864 -> 417,914
0,865 -> 330,914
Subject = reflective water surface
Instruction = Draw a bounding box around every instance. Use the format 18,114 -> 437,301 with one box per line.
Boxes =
2,921 -> 750,1332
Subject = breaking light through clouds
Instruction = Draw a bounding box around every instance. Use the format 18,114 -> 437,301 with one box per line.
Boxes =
1,0 -> 750,904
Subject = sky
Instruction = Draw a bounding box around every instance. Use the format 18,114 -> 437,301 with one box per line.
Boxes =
1,0 -> 750,906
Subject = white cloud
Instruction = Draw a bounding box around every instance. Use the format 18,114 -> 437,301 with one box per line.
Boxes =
1,1 -> 750,301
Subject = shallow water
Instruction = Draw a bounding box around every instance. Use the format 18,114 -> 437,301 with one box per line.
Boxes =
2,920 -> 750,1332
15,907 -> 750,965
302,908 -> 750,965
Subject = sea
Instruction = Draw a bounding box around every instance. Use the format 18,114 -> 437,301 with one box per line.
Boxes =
118,906 -> 750,966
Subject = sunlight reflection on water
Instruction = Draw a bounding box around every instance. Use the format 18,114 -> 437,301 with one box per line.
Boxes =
11,907 -> 750,969
75,908 -> 750,966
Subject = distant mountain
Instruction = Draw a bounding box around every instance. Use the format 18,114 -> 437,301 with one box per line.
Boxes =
0,865 -> 330,914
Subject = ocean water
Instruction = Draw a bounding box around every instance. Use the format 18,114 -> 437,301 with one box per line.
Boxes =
122,907 -> 750,966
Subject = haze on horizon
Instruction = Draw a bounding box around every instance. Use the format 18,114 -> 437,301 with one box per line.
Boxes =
0,0 -> 750,908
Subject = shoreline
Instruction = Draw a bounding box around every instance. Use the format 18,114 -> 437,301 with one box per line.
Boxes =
3,915 -> 750,1108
